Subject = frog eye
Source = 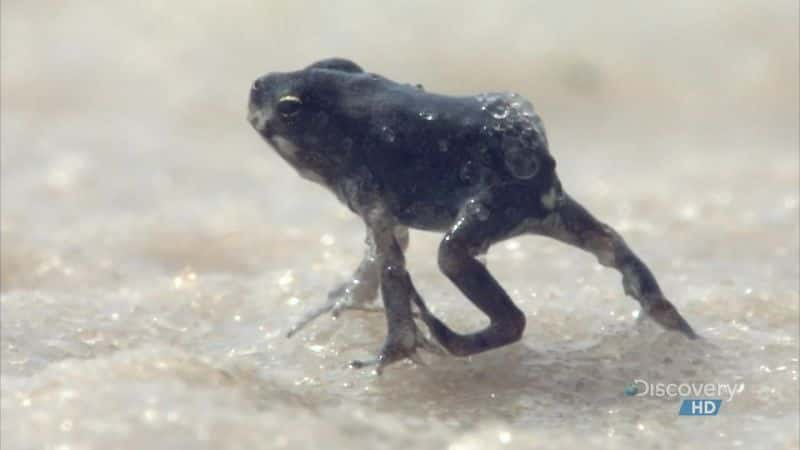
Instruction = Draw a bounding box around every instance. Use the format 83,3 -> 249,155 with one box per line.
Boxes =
277,95 -> 303,117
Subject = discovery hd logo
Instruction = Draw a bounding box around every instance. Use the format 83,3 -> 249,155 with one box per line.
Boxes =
624,379 -> 745,416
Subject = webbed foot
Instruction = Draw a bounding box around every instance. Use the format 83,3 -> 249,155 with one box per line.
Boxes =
349,325 -> 444,374
286,279 -> 378,338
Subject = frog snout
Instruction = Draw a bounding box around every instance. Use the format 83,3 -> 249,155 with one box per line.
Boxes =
249,77 -> 267,106
251,76 -> 269,96
251,77 -> 263,92
248,77 -> 272,133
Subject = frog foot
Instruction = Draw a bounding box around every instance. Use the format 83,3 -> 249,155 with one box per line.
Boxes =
349,325 -> 445,374
286,279 -> 378,338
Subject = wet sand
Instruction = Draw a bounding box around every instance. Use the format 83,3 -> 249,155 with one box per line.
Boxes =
2,1 -> 798,449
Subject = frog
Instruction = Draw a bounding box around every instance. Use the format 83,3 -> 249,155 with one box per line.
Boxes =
247,57 -> 697,373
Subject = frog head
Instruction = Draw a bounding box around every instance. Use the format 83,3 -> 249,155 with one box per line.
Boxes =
248,58 -> 367,184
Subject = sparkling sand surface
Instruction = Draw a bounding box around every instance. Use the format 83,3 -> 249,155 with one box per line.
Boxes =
2,2 -> 798,449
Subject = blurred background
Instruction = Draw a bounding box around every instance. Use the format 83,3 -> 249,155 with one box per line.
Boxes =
2,1 -> 798,449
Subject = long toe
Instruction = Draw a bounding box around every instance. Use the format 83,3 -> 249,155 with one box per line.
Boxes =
648,300 -> 699,339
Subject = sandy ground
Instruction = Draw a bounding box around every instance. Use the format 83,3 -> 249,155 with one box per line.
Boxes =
2,1 -> 798,449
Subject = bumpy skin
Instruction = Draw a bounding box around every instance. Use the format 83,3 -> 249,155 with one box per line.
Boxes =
248,58 -> 697,372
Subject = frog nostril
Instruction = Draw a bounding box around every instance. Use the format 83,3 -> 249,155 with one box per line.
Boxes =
251,78 -> 263,93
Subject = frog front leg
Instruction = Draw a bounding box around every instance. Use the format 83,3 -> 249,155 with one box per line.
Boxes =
327,225 -> 409,310
286,226 -> 409,338
533,192 -> 697,338
349,206 -> 441,373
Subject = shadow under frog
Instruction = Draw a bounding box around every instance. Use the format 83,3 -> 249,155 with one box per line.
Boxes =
248,58 -> 697,373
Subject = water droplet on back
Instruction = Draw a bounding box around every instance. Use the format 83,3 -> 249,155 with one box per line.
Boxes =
478,94 -> 512,120
379,125 -> 396,143
465,199 -> 491,221
504,142 -> 540,179
490,106 -> 510,120
418,110 -> 436,121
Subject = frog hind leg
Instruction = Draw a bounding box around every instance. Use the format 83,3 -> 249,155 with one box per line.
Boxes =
414,186 -> 531,356
528,191 -> 698,339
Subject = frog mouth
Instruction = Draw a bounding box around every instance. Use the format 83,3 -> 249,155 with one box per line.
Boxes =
247,105 -> 273,136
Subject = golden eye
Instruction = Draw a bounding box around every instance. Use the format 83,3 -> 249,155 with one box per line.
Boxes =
277,95 -> 302,117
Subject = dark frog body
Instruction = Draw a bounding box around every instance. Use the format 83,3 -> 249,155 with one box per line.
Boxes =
249,58 -> 696,372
